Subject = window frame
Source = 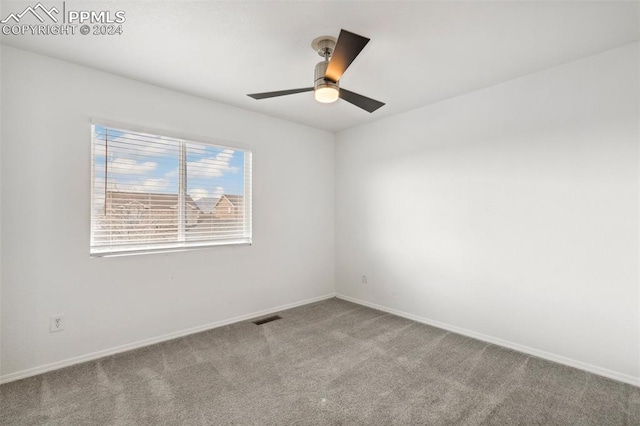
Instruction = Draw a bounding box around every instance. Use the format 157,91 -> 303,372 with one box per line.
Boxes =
89,120 -> 253,257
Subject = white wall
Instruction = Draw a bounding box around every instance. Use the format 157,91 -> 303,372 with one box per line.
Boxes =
0,38 -> 3,376
335,44 -> 640,383
2,42 -> 638,386
0,47 -> 335,379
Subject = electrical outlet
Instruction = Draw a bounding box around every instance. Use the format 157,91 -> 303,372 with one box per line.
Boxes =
50,314 -> 65,332
361,275 -> 368,284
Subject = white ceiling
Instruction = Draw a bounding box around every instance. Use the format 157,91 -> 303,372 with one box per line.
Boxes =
2,1 -> 638,132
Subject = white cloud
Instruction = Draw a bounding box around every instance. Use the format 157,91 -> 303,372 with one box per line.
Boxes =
188,188 -> 208,200
188,186 -> 225,201
109,158 -> 158,175
212,186 -> 225,198
219,149 -> 235,158
141,178 -> 169,191
186,143 -> 209,156
187,149 -> 238,178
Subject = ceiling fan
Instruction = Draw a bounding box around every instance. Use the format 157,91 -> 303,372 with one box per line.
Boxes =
248,29 -> 385,113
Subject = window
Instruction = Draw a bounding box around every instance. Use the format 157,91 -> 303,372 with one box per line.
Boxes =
90,124 -> 252,256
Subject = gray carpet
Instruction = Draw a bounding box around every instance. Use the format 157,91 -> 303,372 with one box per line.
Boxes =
1,298 -> 639,425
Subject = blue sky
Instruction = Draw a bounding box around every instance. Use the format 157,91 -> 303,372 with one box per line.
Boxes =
92,125 -> 246,201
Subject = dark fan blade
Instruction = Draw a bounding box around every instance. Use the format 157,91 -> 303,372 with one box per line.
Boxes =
325,30 -> 370,82
248,87 -> 313,100
339,88 -> 385,113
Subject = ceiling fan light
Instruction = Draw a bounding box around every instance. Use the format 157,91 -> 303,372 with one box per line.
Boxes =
315,86 -> 339,103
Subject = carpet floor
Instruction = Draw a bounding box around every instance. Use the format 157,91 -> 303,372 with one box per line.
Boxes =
1,297 -> 639,425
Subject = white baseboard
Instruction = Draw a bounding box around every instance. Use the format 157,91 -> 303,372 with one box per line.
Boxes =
336,294 -> 640,387
4,292 -> 636,388
0,293 -> 336,385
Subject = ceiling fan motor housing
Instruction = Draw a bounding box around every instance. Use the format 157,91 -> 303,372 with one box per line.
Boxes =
314,60 -> 339,92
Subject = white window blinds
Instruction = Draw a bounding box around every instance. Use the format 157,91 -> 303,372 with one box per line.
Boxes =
90,125 -> 252,256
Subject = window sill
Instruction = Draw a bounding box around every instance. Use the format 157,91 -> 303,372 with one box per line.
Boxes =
90,239 -> 252,258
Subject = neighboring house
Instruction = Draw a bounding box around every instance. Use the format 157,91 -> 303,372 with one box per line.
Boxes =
213,194 -> 244,219
193,197 -> 221,214
101,191 -> 201,241
188,194 -> 245,240
98,191 -> 245,243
